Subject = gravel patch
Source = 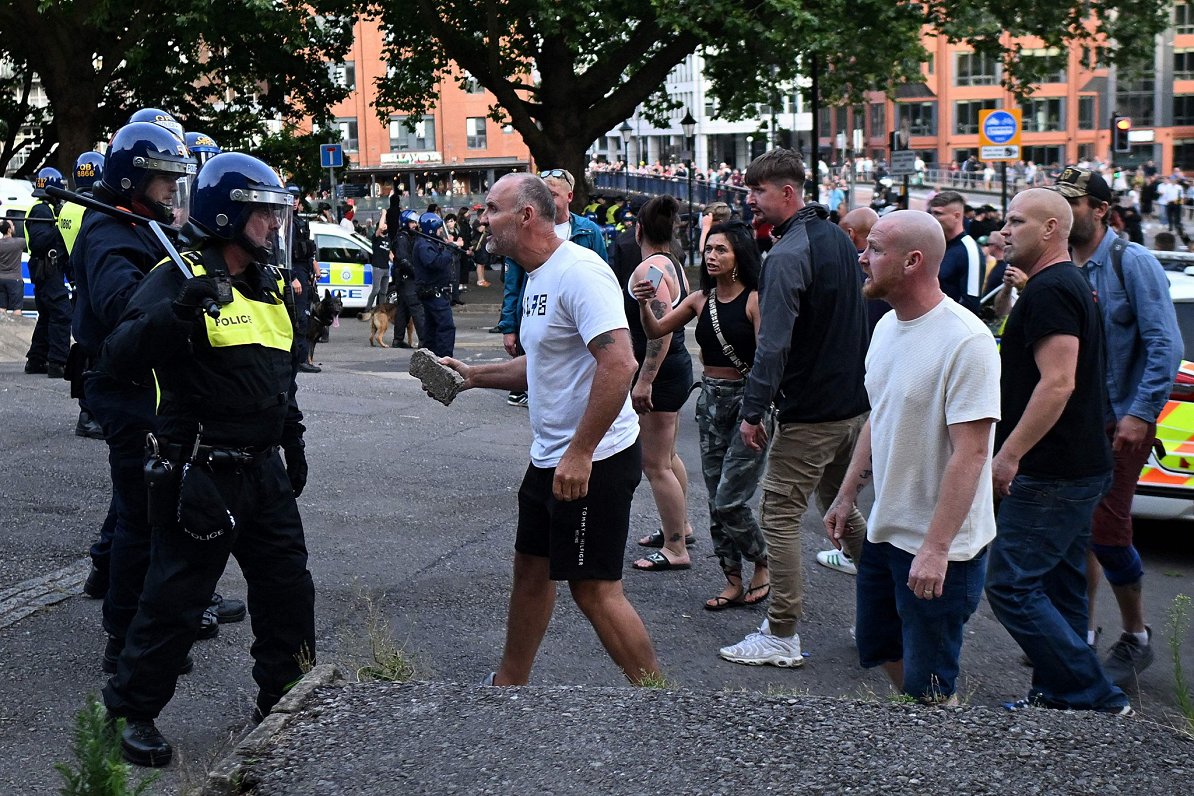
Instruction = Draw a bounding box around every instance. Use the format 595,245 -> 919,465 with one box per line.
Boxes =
236,681 -> 1193,795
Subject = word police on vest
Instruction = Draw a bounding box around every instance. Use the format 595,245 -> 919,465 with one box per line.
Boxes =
215,315 -> 253,327
408,348 -> 465,406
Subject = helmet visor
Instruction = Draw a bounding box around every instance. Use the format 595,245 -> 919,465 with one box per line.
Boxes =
241,203 -> 293,269
172,173 -> 195,225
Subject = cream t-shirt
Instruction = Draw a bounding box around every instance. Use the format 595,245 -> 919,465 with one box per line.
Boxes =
864,297 -> 1000,560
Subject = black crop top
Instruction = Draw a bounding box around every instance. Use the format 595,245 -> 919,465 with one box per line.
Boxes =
695,288 -> 756,370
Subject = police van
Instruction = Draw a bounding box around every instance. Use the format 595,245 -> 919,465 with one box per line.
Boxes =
309,221 -> 375,310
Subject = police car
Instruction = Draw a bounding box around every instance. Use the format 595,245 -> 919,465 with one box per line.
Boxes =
1132,263 -> 1194,520
309,221 -> 374,310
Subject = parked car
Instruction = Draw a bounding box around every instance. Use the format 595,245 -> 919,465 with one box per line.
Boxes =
309,221 -> 373,310
1132,267 -> 1194,520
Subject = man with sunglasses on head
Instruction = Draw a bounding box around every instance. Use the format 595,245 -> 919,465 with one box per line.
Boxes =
496,168 -> 608,406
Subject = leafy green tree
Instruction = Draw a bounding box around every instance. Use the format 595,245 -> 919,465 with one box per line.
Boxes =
368,0 -> 1171,204
0,1 -> 357,177
249,124 -> 353,197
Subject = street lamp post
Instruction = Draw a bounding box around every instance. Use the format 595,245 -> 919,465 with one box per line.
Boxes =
619,120 -> 633,193
681,109 -> 696,267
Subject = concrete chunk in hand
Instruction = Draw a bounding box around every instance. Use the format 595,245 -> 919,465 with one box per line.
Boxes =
409,348 -> 465,406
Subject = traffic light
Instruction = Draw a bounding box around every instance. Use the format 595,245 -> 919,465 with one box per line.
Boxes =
1112,114 -> 1132,154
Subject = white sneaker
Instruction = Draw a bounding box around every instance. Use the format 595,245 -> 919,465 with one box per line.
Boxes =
816,548 -> 857,576
719,621 -> 804,668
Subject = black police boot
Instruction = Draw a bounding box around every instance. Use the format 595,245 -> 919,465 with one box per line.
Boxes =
297,362 -> 322,373
75,411 -> 105,440
211,592 -> 246,623
103,637 -> 194,676
47,363 -> 65,379
24,359 -> 47,375
120,719 -> 173,768
196,606 -> 220,640
82,565 -> 107,599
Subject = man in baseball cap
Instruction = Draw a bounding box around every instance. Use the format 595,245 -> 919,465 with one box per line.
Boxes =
1049,164 -> 1182,691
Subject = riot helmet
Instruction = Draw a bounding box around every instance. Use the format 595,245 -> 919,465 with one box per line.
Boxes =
185,131 -> 221,167
418,211 -> 443,236
400,209 -> 418,227
74,152 -> 105,191
188,152 -> 292,268
32,167 -> 64,199
127,108 -> 185,142
102,122 -> 197,223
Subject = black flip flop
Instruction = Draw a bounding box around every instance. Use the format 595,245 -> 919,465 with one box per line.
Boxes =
704,590 -> 747,611
743,582 -> 770,605
632,550 -> 692,572
636,529 -> 696,548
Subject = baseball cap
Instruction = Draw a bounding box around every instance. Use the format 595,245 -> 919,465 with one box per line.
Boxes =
1051,166 -> 1112,202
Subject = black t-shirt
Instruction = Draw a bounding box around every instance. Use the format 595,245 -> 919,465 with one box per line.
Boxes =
995,261 -> 1112,479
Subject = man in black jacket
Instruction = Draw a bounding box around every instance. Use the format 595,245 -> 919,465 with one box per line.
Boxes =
719,148 -> 870,669
390,210 -> 426,347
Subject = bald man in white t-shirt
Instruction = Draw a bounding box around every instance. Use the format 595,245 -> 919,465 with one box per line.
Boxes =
824,210 -> 1000,703
439,173 -> 660,687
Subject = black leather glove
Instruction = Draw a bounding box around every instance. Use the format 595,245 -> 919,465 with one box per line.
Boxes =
173,276 -> 222,319
283,444 -> 308,498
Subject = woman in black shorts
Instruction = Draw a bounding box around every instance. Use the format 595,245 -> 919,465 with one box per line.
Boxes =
626,196 -> 695,573
632,222 -> 769,610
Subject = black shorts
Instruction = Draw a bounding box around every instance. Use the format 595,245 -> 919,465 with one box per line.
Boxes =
634,349 -> 693,413
0,278 -> 20,311
515,440 -> 642,581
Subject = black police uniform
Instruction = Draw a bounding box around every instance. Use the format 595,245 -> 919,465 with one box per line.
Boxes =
413,235 -> 455,356
389,226 -> 425,346
100,247 -> 314,722
24,198 -> 72,373
290,210 -> 315,365
70,189 -> 164,643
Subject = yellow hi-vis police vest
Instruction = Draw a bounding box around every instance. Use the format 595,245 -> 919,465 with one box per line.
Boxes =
161,255 -> 293,353
23,200 -> 57,249
57,202 -> 85,255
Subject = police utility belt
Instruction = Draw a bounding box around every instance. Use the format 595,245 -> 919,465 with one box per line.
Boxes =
416,284 -> 452,300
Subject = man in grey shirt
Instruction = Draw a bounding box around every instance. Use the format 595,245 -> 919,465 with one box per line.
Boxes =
0,220 -> 26,319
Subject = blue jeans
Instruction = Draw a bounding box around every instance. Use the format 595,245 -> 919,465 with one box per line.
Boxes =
985,472 -> 1128,711
855,540 -> 987,700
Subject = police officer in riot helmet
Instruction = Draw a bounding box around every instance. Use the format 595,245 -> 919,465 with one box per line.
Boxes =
24,167 -> 72,379
73,121 -> 243,671
100,152 -> 314,767
59,151 -> 107,441
390,209 -> 425,347
185,131 -> 221,169
287,184 -> 320,372
413,210 -> 455,356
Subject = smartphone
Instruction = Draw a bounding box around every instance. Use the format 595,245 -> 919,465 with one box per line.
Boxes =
646,265 -> 665,290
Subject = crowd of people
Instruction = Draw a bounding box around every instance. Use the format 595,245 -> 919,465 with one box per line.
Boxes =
437,151 -> 1179,719
14,128 -> 1181,767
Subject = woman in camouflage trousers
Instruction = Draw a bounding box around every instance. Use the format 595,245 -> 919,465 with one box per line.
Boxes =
631,221 -> 770,610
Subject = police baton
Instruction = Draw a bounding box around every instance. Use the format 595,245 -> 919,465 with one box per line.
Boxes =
409,226 -> 470,255
46,185 -> 220,318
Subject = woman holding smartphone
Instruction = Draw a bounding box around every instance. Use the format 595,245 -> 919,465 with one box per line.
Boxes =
626,196 -> 695,573
632,221 -> 769,609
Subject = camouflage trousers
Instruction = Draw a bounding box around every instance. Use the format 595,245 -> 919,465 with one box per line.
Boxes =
695,377 -> 769,577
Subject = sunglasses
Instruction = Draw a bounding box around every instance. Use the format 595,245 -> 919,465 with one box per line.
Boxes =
540,169 -> 575,188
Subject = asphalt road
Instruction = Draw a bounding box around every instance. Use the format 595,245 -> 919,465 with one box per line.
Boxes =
1,299 -> 1193,794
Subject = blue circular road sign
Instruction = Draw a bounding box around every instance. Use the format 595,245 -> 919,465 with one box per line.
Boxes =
983,111 -> 1018,144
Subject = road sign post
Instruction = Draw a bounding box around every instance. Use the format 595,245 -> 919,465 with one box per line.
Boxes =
320,144 -> 344,221
979,109 -> 1021,215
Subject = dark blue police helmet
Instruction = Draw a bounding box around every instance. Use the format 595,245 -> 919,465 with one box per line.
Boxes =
74,152 -> 105,191
189,152 -> 291,265
32,167 -> 64,198
101,122 -> 197,205
418,211 -> 443,236
400,209 -> 419,226
185,131 -> 221,167
127,108 -> 185,142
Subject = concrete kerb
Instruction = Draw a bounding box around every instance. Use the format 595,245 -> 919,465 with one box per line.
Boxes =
201,663 -> 347,796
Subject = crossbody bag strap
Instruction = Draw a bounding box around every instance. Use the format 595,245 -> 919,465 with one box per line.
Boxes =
707,289 -> 751,376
